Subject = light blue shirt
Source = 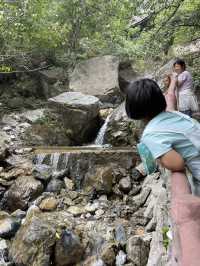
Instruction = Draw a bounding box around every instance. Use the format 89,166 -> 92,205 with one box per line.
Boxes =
141,111 -> 200,161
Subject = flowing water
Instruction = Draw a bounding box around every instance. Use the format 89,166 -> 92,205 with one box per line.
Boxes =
95,114 -> 111,145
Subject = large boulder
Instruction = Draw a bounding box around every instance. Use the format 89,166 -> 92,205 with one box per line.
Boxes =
48,92 -> 101,144
118,61 -> 141,94
2,175 -> 43,212
39,67 -> 68,99
69,55 -> 123,104
10,210 -> 84,266
104,102 -> 145,146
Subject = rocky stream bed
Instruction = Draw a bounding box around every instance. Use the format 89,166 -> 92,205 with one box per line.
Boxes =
0,55 -> 190,266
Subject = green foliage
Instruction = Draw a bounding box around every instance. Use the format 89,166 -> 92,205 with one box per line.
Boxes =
162,226 -> 170,250
0,0 -> 200,67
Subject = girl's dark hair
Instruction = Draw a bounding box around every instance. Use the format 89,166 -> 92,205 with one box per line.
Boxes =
173,59 -> 186,70
125,78 -> 166,120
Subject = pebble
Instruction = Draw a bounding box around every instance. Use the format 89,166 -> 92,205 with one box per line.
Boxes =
10,135 -> 16,141
19,122 -> 30,128
39,197 -> 58,211
14,149 -> 24,155
63,197 -> 74,206
67,206 -> 86,216
85,202 -> 99,213
99,195 -> 108,201
0,212 -> 21,239
95,209 -> 105,219
3,127 -> 12,132
64,177 -> 75,190
119,177 -> 132,194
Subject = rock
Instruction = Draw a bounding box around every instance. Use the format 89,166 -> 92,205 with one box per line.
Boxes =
116,250 -> 127,266
146,177 -> 169,266
129,185 -> 142,197
132,187 -> 152,209
3,126 -> 12,132
0,238 -> 10,265
33,164 -> 52,181
21,109 -> 46,123
85,166 -> 114,194
39,67 -> 68,98
0,186 -> 6,200
45,178 -> 64,193
10,210 -> 80,266
7,97 -> 24,109
119,177 -> 132,194
54,230 -> 84,266
0,132 -> 8,161
83,257 -> 106,266
99,108 -> 113,120
2,176 -> 43,212
154,59 -> 174,88
0,212 -> 21,239
115,224 -> 126,245
64,177 -> 75,190
131,168 -> 144,181
10,212 -> 57,266
104,102 -> 145,146
39,197 -> 58,211
69,55 -> 122,104
48,92 -> 100,144
95,209 -> 105,219
126,234 -> 152,266
11,209 -> 26,220
85,202 -> 99,213
67,206 -> 86,216
119,61 -> 140,94
100,243 -> 116,265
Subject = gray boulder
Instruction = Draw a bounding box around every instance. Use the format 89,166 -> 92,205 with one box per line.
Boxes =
126,234 -> 152,266
104,102 -> 145,146
69,55 -> 123,104
55,230 -> 84,266
48,92 -> 100,144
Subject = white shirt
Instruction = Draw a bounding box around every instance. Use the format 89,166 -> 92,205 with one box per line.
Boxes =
178,70 -> 193,92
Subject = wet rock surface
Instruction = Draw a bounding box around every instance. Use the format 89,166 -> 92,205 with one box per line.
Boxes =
0,136 -> 170,266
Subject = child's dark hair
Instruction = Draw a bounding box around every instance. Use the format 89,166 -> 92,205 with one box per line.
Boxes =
173,59 -> 186,70
125,79 -> 166,120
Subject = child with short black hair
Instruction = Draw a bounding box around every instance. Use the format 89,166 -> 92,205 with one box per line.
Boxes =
126,78 -> 200,195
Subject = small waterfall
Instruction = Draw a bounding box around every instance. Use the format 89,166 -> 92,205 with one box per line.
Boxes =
50,152 -> 60,170
95,114 -> 111,145
35,154 -> 46,165
34,152 -> 69,171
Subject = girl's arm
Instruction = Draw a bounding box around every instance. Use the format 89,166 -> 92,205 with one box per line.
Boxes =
159,149 -> 185,172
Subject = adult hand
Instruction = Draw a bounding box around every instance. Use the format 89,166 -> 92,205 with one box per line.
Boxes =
171,72 -> 178,80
